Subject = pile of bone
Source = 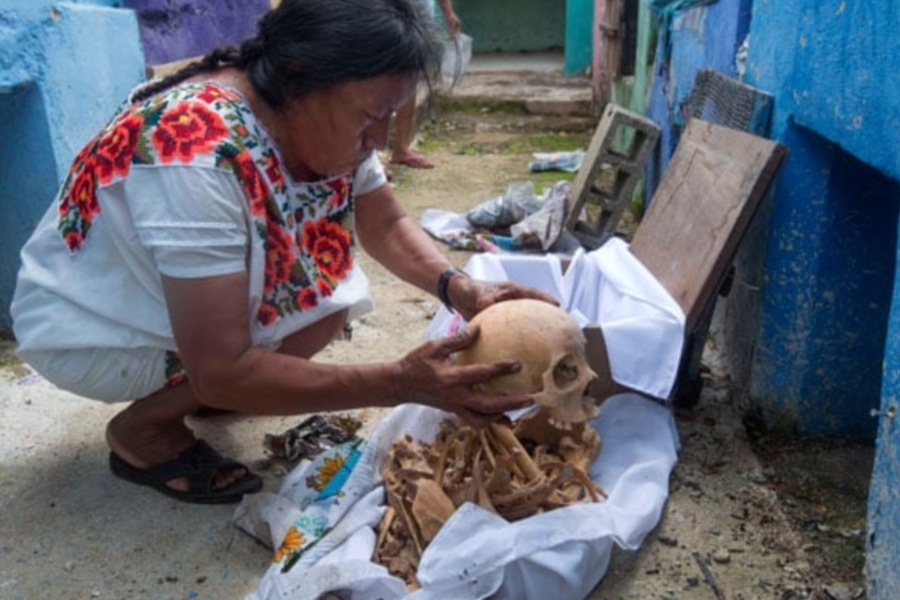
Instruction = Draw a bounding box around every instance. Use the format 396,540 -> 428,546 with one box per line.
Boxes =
373,299 -> 606,588
373,414 -> 604,588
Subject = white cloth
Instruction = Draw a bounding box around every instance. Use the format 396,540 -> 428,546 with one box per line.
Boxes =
238,393 -> 679,600
425,238 -> 686,399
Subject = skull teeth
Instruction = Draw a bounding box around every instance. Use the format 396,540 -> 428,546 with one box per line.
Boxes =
548,416 -> 573,431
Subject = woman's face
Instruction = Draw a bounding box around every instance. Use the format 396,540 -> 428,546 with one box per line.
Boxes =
284,72 -> 418,179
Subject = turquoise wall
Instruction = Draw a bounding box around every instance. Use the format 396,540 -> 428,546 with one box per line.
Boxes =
565,0 -> 593,75
0,1 -> 146,331
453,0 -> 592,75
453,0 -> 565,53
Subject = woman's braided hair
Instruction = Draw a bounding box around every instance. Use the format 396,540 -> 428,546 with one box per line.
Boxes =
131,0 -> 443,107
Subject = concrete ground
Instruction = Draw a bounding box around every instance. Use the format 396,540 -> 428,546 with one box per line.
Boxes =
0,53 -> 870,600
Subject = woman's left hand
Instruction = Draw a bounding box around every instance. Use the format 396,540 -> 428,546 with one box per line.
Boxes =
447,275 -> 558,322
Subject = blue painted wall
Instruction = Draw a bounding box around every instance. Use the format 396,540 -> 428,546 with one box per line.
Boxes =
644,0 -> 752,196
644,1 -> 900,595
869,273 -> 900,597
644,0 -> 900,437
743,1 -> 900,596
0,1 -> 146,332
746,0 -> 900,439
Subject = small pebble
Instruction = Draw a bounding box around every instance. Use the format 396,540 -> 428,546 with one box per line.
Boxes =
658,535 -> 678,547
712,549 -> 731,564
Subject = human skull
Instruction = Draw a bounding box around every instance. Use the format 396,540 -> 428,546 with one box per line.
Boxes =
455,298 -> 599,423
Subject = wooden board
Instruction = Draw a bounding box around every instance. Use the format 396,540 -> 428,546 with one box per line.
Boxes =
629,119 -> 787,333
584,326 -> 630,401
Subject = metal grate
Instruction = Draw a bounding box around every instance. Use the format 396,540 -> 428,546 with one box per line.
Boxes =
679,69 -> 772,135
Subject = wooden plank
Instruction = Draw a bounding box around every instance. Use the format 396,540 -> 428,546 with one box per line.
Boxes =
629,118 -> 787,333
584,326 -> 630,400
594,0 -> 622,103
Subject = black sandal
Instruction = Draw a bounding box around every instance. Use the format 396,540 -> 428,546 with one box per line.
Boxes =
109,440 -> 263,504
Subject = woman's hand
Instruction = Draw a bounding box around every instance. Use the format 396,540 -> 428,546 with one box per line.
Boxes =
447,276 -> 559,322
393,325 -> 534,428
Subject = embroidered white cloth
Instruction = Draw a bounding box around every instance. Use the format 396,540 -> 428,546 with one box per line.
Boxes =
238,394 -> 679,600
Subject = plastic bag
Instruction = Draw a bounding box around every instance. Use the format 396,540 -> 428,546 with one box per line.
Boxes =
529,150 -> 585,172
466,181 -> 545,230
441,33 -> 473,89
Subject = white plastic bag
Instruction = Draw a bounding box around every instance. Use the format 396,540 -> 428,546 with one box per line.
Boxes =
441,33 -> 472,89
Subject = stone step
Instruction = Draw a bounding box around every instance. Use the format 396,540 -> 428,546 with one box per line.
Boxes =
440,70 -> 597,117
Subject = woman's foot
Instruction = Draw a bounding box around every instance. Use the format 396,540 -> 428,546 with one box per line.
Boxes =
106,401 -> 251,497
390,152 -> 435,169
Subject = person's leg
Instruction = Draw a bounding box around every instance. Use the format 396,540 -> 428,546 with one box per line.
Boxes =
106,382 -> 216,493
106,309 -> 348,495
389,93 -> 434,169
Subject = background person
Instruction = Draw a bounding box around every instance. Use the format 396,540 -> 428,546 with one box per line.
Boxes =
387,0 -> 461,171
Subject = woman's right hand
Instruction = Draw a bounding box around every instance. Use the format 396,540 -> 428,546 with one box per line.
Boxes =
392,325 -> 534,428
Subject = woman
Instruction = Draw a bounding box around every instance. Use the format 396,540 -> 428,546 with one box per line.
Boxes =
10,0 -> 554,504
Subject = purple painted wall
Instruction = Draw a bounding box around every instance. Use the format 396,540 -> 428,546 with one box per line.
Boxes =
123,0 -> 271,66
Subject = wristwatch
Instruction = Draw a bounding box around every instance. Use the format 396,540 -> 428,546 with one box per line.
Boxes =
437,267 -> 468,313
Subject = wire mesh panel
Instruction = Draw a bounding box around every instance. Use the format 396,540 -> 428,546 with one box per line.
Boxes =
679,69 -> 773,136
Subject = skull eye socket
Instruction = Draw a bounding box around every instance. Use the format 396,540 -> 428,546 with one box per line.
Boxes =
553,356 -> 581,388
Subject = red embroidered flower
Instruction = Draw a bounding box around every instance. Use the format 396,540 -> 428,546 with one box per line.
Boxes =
257,302 -> 278,326
316,278 -> 333,298
95,113 -> 143,184
151,101 -> 229,164
68,158 -> 100,222
196,84 -> 240,105
164,373 -> 187,388
296,287 -> 319,310
70,140 -> 96,173
263,150 -> 285,193
303,219 -> 352,282
263,226 -> 296,293
326,178 -> 349,209
64,230 -> 84,252
233,150 -> 270,216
